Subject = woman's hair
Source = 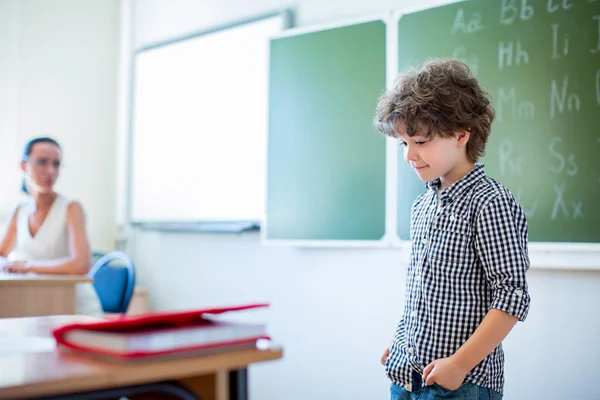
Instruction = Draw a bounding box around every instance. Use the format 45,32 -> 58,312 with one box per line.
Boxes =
21,137 -> 62,194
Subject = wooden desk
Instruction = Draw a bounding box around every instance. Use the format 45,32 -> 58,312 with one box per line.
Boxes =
0,273 -> 92,318
0,315 -> 283,399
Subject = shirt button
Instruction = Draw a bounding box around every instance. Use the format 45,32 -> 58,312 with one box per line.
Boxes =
411,310 -> 418,317
449,214 -> 455,221
430,204 -> 435,210
515,288 -> 523,295
407,347 -> 414,354
421,238 -> 428,245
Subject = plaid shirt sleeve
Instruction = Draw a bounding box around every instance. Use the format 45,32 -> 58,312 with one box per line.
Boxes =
475,192 -> 531,321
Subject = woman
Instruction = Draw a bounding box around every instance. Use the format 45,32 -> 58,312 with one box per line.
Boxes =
0,137 -> 103,317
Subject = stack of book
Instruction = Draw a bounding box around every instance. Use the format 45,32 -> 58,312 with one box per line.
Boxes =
52,303 -> 271,362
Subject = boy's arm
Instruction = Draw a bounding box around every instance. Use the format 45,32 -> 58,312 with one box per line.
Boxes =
449,309 -> 517,371
424,193 -> 530,389
423,309 -> 518,388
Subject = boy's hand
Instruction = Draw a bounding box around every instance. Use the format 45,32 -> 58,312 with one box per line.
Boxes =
422,356 -> 468,390
380,347 -> 390,365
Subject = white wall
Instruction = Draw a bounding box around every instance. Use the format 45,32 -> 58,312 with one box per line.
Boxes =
124,1 -> 600,399
0,0 -> 23,221
0,0 -> 119,251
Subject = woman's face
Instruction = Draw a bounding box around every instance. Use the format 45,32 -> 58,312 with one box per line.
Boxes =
21,142 -> 61,194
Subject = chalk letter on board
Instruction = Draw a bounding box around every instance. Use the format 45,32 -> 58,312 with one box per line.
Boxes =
498,41 -> 529,70
451,9 -> 484,34
500,0 -> 534,24
572,202 -> 583,218
521,0 -> 535,20
549,137 -> 565,174
549,138 -> 577,176
515,41 -> 530,66
497,87 -> 534,120
551,24 -> 569,59
498,88 -> 516,121
551,183 -> 569,219
500,0 -> 518,24
452,9 -> 467,33
518,100 -> 535,119
550,76 -> 580,118
499,140 -> 524,175
547,0 -> 573,12
498,41 -> 513,70
591,16 -> 600,54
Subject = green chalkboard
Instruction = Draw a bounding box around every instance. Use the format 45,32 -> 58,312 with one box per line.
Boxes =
397,0 -> 600,243
266,19 -> 387,242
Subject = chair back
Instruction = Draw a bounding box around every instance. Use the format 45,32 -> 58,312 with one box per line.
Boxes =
88,251 -> 135,313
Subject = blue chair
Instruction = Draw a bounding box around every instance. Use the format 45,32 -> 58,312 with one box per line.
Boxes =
90,251 -> 106,267
88,251 -> 136,314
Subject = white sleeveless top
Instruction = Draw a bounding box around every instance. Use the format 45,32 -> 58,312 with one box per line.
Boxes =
11,195 -> 103,317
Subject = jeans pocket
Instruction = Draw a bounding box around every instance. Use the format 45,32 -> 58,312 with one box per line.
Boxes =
431,382 -> 478,399
390,383 -> 409,400
475,386 -> 503,400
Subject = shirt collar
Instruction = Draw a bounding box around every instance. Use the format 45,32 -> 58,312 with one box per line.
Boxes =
426,163 -> 486,204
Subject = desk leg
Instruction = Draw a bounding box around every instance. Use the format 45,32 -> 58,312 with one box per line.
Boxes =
228,368 -> 248,400
179,370 -> 229,400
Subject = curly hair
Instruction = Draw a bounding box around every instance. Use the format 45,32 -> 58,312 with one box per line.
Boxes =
374,58 -> 495,163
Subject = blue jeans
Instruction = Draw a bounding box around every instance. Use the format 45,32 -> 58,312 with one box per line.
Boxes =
390,371 -> 502,400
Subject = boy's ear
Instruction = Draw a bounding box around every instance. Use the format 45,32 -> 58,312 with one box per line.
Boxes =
455,129 -> 471,147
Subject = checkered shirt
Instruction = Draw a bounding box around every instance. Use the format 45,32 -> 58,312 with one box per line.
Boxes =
385,164 -> 531,395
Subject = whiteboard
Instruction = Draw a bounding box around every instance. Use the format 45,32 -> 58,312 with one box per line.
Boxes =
130,13 -> 289,226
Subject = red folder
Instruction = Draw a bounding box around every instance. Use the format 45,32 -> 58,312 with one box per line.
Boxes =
52,303 -> 270,361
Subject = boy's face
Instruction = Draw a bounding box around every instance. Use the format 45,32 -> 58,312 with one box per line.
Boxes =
396,122 -> 472,188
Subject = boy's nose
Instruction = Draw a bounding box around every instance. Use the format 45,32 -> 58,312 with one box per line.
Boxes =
405,145 -> 418,161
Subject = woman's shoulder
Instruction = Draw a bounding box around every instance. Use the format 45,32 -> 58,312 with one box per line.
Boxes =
14,197 -> 34,215
55,194 -> 83,209
49,195 -> 85,223
62,197 -> 86,220
6,200 -> 28,225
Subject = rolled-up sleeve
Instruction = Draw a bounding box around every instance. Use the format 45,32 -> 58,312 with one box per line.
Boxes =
475,192 -> 531,321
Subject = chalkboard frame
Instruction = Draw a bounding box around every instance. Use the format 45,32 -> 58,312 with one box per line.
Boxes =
127,10 -> 294,233
262,13 -> 394,248
389,3 -> 600,269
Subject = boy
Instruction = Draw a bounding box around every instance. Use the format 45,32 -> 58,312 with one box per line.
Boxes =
375,59 -> 530,399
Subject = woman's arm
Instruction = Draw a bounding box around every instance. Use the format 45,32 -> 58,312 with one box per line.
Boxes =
0,207 -> 19,259
27,202 -> 92,275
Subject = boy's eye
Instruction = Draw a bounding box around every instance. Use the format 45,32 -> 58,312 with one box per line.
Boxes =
415,141 -> 426,145
398,141 -> 407,147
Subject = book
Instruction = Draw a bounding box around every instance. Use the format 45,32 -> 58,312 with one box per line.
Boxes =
52,303 -> 271,361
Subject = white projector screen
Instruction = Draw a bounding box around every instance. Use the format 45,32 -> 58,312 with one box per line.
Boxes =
129,13 -> 288,227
